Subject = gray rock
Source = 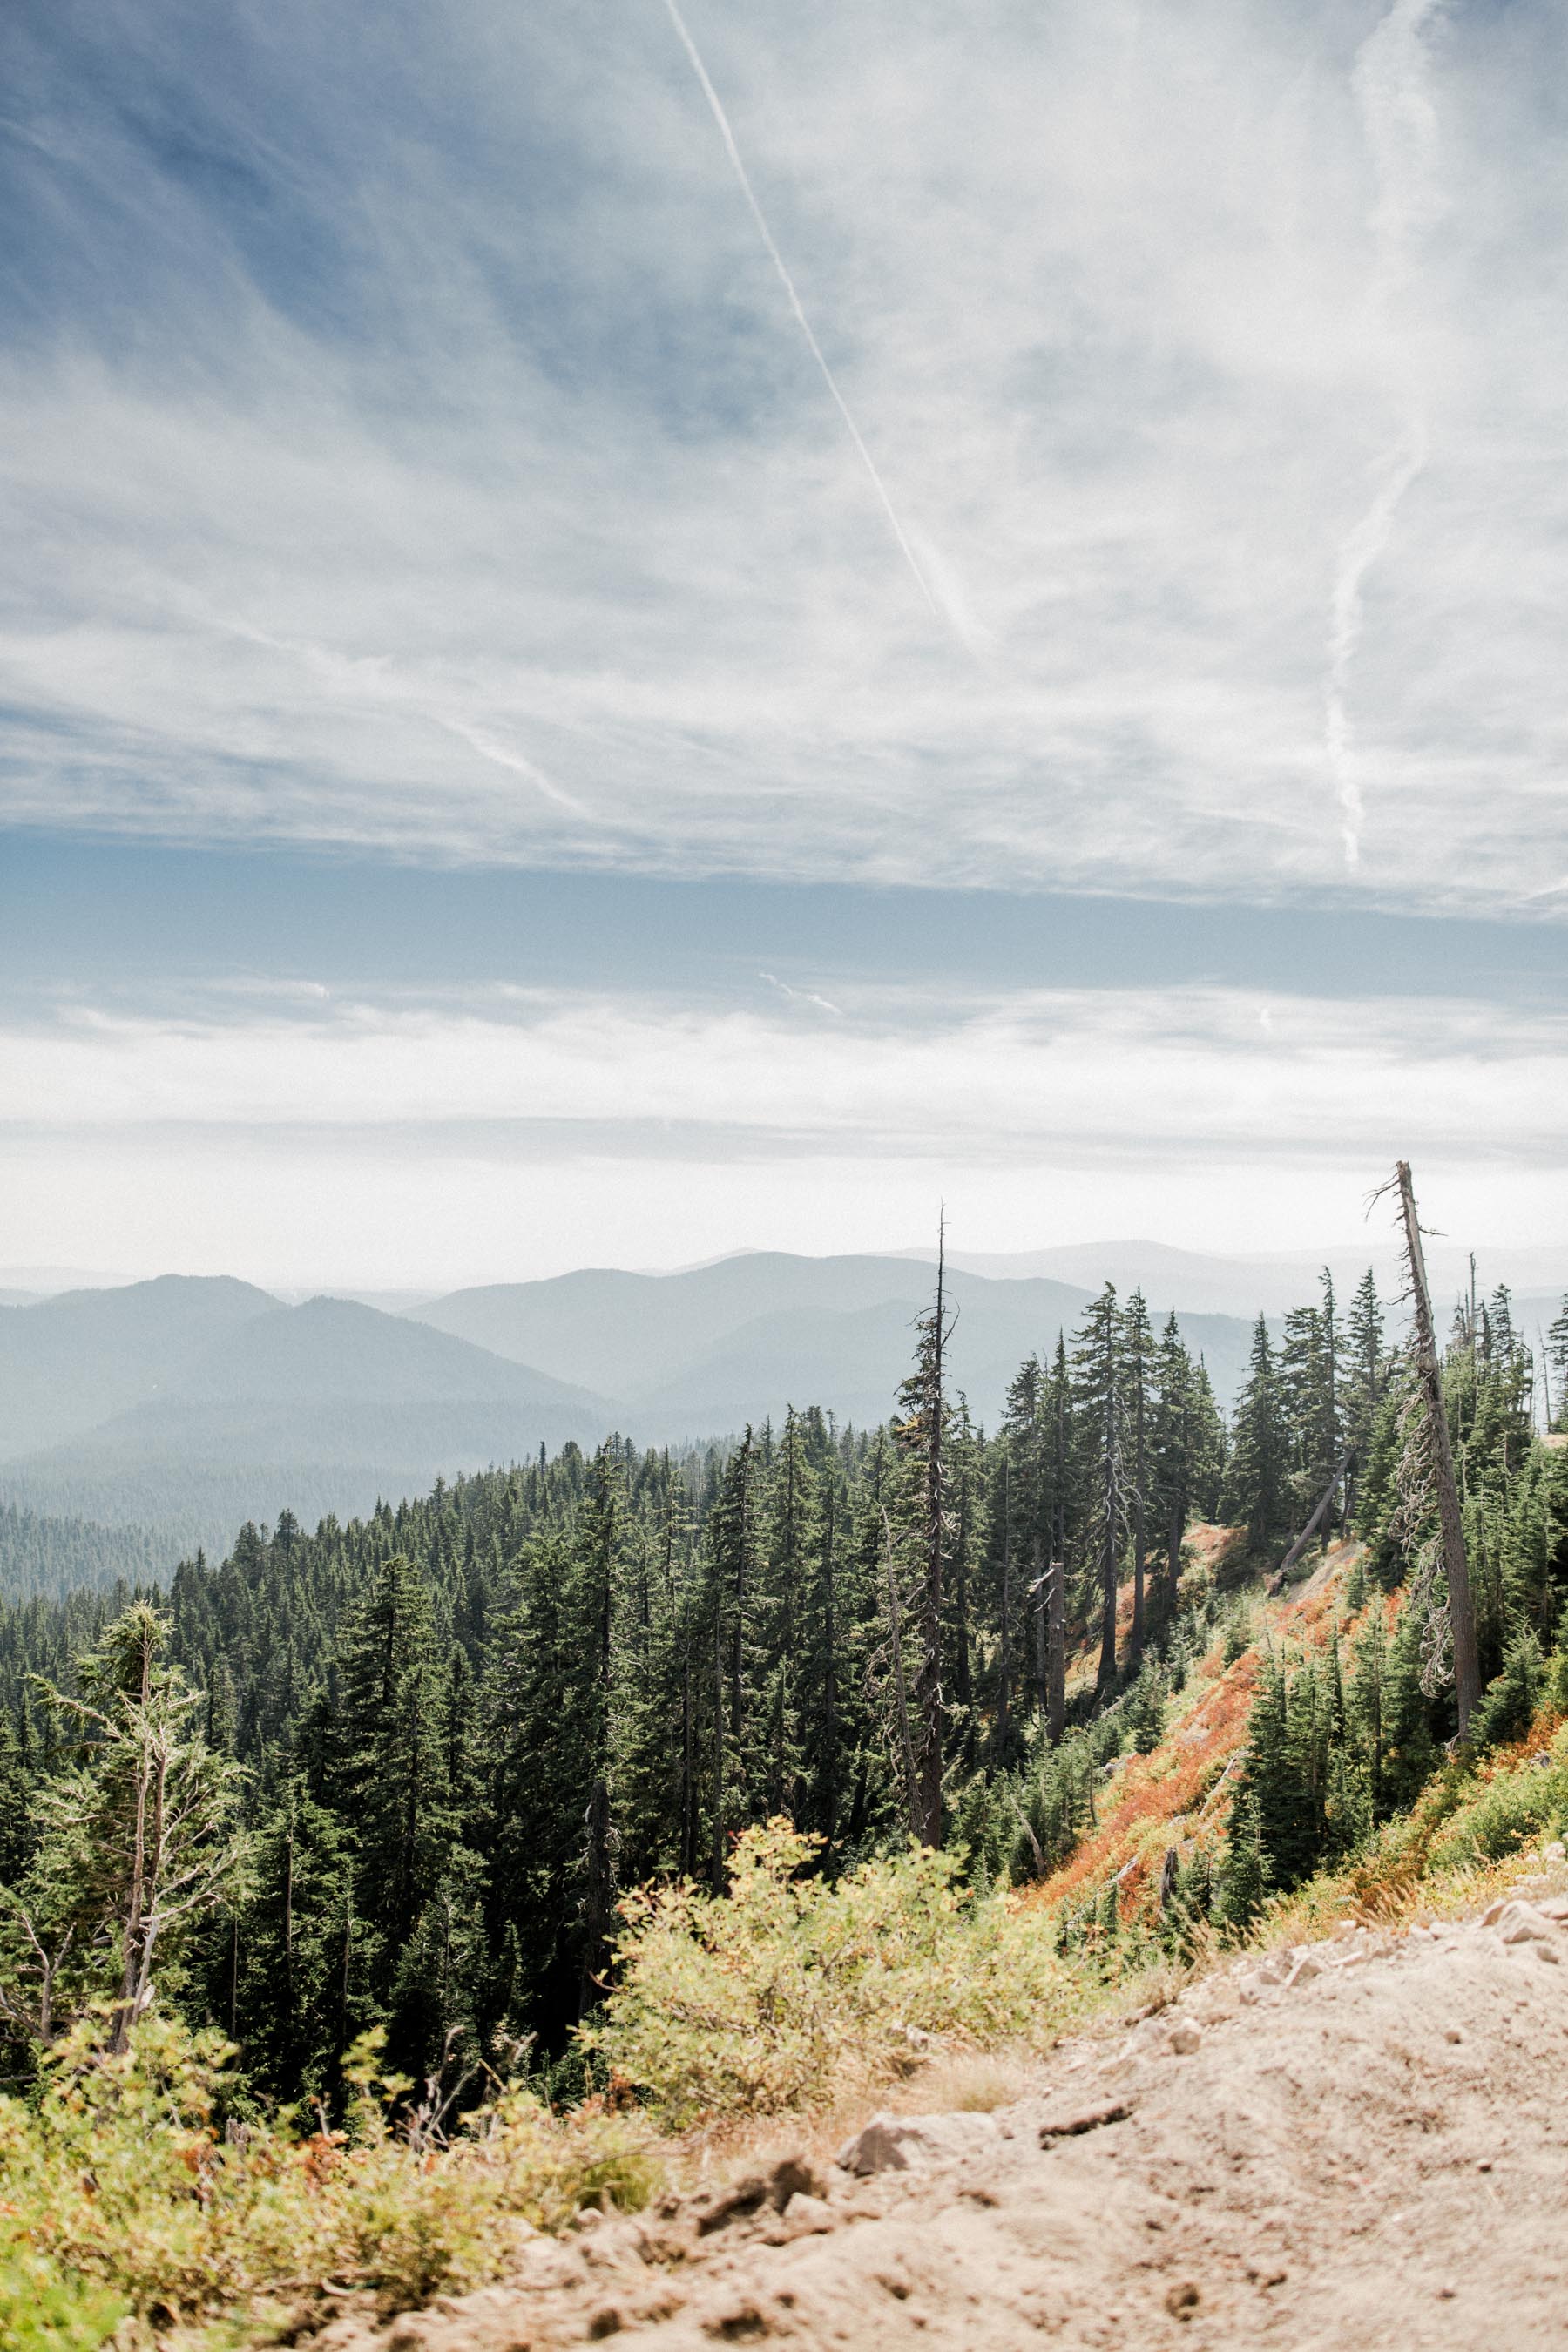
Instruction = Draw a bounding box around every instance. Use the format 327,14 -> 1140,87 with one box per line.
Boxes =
835,2109 -> 997,2175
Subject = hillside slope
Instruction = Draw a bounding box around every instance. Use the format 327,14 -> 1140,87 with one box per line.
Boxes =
3,1297 -> 618,1565
309,1871 -> 1568,2352
0,1273 -> 277,1457
414,1254 -> 1258,1428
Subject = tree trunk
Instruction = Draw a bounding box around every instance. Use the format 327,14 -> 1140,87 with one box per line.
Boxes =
112,1624 -> 156,2054
882,1510 -> 920,1840
711,1609 -> 725,1891
1095,1358 -> 1119,1696
996,1504 -> 1012,1760
1131,1387 -> 1146,1665
1047,1553 -> 1065,1744
913,1235 -> 946,1846
578,1774 -> 612,2017
1270,1443 -> 1356,1592
1395,1160 -> 1481,1736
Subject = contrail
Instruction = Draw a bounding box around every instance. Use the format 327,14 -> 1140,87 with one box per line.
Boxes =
1325,0 -> 1443,872
661,0 -> 942,624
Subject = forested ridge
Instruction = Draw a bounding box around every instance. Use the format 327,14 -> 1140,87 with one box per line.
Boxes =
3,1264 -> 1567,2126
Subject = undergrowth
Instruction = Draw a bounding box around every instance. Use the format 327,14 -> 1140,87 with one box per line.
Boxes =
0,2015 -> 659,2349
7,1709 -> 1565,2349
584,1820 -> 1081,2129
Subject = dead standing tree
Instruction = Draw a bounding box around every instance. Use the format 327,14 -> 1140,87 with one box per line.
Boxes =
1380,1160 -> 1481,1737
897,1221 -> 955,1847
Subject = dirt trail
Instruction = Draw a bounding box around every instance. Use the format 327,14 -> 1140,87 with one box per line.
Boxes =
319,1879 -> 1568,2352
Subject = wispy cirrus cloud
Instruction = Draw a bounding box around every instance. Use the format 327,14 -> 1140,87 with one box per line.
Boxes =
0,1 -> 1565,907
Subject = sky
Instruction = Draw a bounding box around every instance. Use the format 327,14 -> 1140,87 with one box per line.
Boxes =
2,0 -> 1565,1288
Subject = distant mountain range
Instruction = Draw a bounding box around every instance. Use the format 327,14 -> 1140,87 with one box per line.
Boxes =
410,1254 -> 1257,1440
0,1283 -> 613,1574
2,1241 -> 1559,1589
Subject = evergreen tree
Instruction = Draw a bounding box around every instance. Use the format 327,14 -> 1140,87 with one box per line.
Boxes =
1342,1270 -> 1386,1527
329,1551 -> 451,1993
1545,1294 -> 1568,1434
1223,1316 -> 1288,1553
1071,1286 -> 1125,1696
1121,1290 -> 1154,1665
231,1775 -> 362,2104
2,1605 -> 244,2056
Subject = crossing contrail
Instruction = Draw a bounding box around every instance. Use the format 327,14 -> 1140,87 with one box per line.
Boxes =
661,0 -> 943,625
1325,0 -> 1443,872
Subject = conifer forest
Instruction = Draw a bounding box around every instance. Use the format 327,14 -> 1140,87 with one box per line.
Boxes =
4,1260 -> 1566,2116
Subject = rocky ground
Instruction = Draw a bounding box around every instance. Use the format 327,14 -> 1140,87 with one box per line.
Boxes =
312,1876 -> 1568,2352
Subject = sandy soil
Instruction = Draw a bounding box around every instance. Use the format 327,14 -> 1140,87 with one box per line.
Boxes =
313,1878 -> 1568,2352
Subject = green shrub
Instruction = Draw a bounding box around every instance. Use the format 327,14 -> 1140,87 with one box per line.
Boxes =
1470,1631 -> 1545,1751
1424,1720 -> 1568,1869
0,2011 -> 661,2339
0,2255 -> 125,2352
584,1820 -> 1076,2129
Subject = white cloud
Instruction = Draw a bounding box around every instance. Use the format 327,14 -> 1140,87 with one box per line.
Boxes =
3,979 -> 1564,1166
4,985 -> 1565,1285
2,0 -> 1565,905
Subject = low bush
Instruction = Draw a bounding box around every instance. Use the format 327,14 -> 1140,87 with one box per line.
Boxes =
583,1819 -> 1077,2129
0,2011 -> 662,2345
1425,1718 -> 1568,1870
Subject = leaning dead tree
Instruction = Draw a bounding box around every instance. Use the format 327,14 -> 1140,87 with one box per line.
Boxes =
1269,1437 -> 1357,1593
1384,1159 -> 1481,1737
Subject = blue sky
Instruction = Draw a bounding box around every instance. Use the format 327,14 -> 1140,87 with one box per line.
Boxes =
2,0 -> 1565,1283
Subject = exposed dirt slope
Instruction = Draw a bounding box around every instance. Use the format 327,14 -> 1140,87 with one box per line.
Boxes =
1043,1531 -> 1358,1926
315,1876 -> 1568,2352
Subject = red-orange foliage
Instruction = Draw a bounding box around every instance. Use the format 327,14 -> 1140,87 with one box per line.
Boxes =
1028,1540 -> 1369,1928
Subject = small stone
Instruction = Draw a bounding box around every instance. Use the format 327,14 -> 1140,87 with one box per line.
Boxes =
703,2296 -> 774,2341
694,2175 -> 768,2234
1037,2098 -> 1135,2143
386,2323 -> 434,2352
836,2110 -> 997,2174
1168,2022 -> 1203,2056
1285,1954 -> 1323,1989
1165,2281 -> 1201,2319
1444,2028 -> 1464,2044
1497,1903 -> 1554,1945
1532,1940 -> 1560,1964
765,2153 -> 825,2211
780,2192 -> 835,2234
587,2306 -> 624,2340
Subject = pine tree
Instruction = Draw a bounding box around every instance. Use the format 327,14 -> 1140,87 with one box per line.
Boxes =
1223,1316 -> 1288,1553
573,1443 -> 624,2015
1342,1270 -> 1386,1527
233,1774 -> 362,2104
1071,1286 -> 1125,1697
1150,1315 -> 1198,1624
1121,1290 -> 1154,1665
1545,1295 -> 1568,1434
995,1356 -> 1044,1749
896,1246 -> 953,1846
4,1605 -> 245,2054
